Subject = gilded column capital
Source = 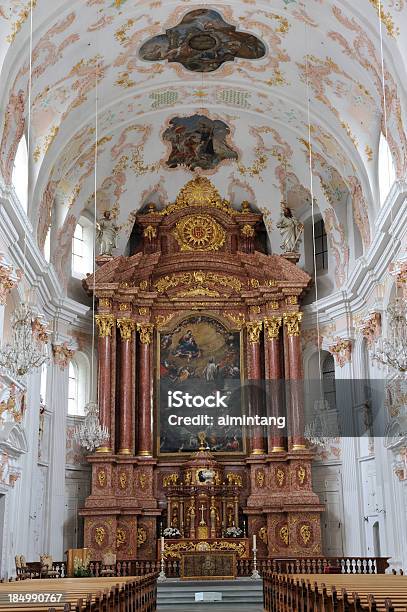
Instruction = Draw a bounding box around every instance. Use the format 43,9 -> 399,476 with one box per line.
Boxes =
117,318 -> 135,341
283,311 -> 303,337
329,338 -> 352,367
246,321 -> 263,344
0,262 -> 20,305
95,314 -> 116,337
137,322 -> 154,344
264,316 -> 282,340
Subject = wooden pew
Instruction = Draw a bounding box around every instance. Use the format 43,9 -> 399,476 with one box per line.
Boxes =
0,573 -> 158,611
263,572 -> 407,611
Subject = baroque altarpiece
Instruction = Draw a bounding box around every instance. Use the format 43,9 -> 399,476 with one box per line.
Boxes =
80,177 -> 324,561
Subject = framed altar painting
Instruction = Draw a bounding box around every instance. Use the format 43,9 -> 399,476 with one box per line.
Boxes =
157,315 -> 245,455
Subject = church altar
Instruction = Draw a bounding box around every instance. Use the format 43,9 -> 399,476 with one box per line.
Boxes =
79,177 -> 324,563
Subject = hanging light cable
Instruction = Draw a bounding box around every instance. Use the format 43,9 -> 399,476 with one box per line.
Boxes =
303,25 -> 331,448
74,58 -> 109,451
372,0 -> 407,374
0,0 -> 49,378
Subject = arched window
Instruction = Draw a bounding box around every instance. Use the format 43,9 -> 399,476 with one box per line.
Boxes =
44,227 -> 51,263
12,136 -> 28,211
378,133 -> 396,205
40,363 -> 48,406
322,353 -> 336,410
314,218 -> 328,272
68,362 -> 79,415
67,353 -> 89,416
72,219 -> 93,277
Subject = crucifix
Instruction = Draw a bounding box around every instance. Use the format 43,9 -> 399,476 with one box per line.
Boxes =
199,504 -> 207,526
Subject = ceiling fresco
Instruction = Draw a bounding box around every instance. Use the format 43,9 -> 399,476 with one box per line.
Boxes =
163,114 -> 238,170
0,0 -> 406,298
139,9 -> 266,73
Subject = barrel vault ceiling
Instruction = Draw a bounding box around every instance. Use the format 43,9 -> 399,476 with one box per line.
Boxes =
0,0 -> 406,291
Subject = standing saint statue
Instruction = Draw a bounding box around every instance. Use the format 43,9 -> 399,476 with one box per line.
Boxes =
96,210 -> 119,256
276,204 -> 304,253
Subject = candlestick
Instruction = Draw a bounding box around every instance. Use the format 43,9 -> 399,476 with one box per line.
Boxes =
251,534 -> 261,581
158,536 -> 166,582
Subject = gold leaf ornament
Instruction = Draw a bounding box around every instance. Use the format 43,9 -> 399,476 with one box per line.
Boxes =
173,215 -> 226,252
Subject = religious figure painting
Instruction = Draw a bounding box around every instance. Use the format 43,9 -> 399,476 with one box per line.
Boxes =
158,316 -> 243,454
163,115 -> 238,171
139,9 -> 266,73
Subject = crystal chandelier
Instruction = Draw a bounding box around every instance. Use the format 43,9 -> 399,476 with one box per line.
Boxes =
0,302 -> 49,377
73,401 -> 109,452
304,398 -> 332,448
373,297 -> 407,373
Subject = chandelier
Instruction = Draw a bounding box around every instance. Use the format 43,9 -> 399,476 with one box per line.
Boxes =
304,398 -> 333,448
0,302 -> 49,377
373,297 -> 407,373
73,401 -> 109,452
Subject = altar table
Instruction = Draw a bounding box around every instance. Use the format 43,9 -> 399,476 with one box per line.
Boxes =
181,551 -> 236,580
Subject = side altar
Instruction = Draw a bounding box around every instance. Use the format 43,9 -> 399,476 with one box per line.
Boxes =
79,177 -> 324,562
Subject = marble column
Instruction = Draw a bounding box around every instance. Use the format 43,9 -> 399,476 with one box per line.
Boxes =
46,357 -> 70,559
246,321 -> 265,455
137,323 -> 154,457
95,314 -> 115,453
264,316 -> 284,452
117,318 -> 135,455
283,312 -> 305,451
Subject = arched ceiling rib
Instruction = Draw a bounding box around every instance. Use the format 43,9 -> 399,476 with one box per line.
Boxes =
0,0 -> 406,294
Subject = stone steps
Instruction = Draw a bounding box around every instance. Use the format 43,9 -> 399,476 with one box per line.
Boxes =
157,578 -> 263,609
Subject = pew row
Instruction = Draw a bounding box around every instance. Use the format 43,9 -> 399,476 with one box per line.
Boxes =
263,572 -> 407,611
0,574 -> 158,611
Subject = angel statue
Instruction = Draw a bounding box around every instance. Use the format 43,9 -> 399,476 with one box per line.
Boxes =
276,204 -> 304,253
96,210 -> 119,256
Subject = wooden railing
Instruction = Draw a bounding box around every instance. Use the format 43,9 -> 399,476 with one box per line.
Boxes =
255,556 -> 390,575
15,556 -> 389,581
85,556 -> 389,579
263,573 -> 407,612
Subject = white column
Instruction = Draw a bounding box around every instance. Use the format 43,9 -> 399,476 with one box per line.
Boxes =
335,344 -> 365,555
46,361 -> 69,559
15,371 -> 42,559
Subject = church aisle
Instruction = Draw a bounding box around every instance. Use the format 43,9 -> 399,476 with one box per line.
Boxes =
157,577 -> 263,609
